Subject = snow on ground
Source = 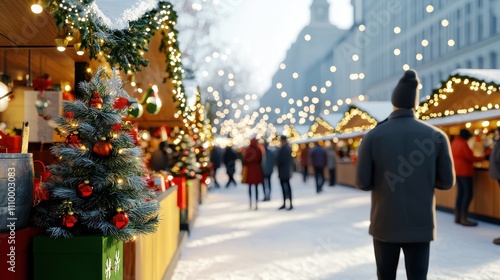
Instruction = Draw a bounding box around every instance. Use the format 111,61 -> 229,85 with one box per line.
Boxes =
172,171 -> 500,280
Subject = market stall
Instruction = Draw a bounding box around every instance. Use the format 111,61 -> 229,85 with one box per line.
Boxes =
417,69 -> 500,222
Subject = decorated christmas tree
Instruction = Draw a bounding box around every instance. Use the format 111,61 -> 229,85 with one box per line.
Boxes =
32,68 -> 159,241
168,127 -> 198,179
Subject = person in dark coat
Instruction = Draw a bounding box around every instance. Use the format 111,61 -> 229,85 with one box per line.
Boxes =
488,128 -> 500,245
356,70 -> 455,280
300,144 -> 310,182
210,145 -> 222,188
326,144 -> 337,186
309,142 -> 328,193
244,137 -> 264,210
276,135 -> 293,210
149,141 -> 169,172
451,129 -> 483,226
223,145 -> 238,188
262,141 -> 275,201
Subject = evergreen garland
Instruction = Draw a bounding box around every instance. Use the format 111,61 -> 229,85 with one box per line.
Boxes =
43,0 -> 187,115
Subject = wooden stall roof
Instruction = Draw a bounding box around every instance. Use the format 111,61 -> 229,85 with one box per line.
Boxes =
417,69 -> 500,121
335,101 -> 393,134
307,113 -> 343,137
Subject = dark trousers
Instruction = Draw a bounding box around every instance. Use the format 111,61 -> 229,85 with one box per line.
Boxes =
280,179 -> 292,206
226,173 -> 237,187
328,168 -> 336,186
213,167 -> 220,188
302,165 -> 308,182
248,184 -> 259,207
455,176 -> 474,214
263,175 -> 271,200
373,239 -> 430,280
313,167 -> 325,192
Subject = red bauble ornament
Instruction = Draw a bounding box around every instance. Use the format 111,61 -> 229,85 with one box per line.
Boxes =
181,168 -> 188,175
64,112 -> 74,119
112,208 -> 129,229
77,180 -> 93,197
182,151 -> 189,156
65,131 -> 81,145
62,211 -> 78,228
113,97 -> 131,109
90,92 -> 104,109
129,127 -> 140,146
93,137 -> 112,157
112,123 -> 122,131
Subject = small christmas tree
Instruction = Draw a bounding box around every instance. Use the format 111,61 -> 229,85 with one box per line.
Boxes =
32,68 -> 159,241
168,127 -> 198,179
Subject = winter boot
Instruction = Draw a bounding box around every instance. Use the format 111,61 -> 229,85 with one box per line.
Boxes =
459,211 -> 478,226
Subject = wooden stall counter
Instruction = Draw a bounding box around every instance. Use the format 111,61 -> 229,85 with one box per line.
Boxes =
124,185 -> 187,280
435,168 -> 500,222
336,160 -> 357,188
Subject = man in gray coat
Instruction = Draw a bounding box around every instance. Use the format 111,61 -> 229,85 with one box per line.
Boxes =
356,70 -> 455,280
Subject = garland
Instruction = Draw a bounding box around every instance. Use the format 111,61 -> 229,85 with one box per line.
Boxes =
43,0 -> 187,115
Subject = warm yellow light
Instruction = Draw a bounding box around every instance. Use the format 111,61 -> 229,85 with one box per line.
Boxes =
64,84 -> 71,91
393,27 -> 401,34
441,19 -> 449,27
426,5 -> 434,13
448,39 -> 455,46
394,48 -> 401,56
482,121 -> 490,127
403,64 -> 410,71
55,37 -> 68,52
358,25 -> 366,31
416,53 -> 423,60
352,54 -> 359,61
421,39 -> 429,47
465,122 -> 471,128
31,3 -> 43,14
304,34 -> 311,41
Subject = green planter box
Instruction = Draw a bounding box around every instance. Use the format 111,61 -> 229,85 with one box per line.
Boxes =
33,235 -> 123,280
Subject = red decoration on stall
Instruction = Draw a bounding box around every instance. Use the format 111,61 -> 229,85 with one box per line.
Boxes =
172,176 -> 187,209
112,208 -> 129,229
33,75 -> 53,92
33,160 -> 51,206
77,180 -> 93,198
90,92 -> 103,109
93,137 -> 112,157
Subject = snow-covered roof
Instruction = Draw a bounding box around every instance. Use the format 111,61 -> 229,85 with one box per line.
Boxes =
93,0 -> 159,30
451,69 -> 500,84
319,113 -> 343,127
351,101 -> 393,121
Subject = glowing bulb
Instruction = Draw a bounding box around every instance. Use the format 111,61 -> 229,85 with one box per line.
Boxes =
31,3 -> 43,14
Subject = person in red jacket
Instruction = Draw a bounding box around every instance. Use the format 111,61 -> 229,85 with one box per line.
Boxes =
243,137 -> 264,210
451,129 -> 484,226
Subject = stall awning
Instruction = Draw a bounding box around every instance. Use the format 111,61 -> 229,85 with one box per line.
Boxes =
335,101 -> 393,134
418,69 -> 500,120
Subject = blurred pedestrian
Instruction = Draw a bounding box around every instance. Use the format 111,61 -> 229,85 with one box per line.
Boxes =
244,137 -> 264,210
300,144 -> 309,182
223,144 -> 238,188
309,142 -> 327,193
356,69 -> 455,279
262,141 -> 275,201
451,128 -> 483,226
327,143 -> 337,186
149,141 -> 169,172
488,127 -> 500,245
210,145 -> 222,188
276,135 -> 293,210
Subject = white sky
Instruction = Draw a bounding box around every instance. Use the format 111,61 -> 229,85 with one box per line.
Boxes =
216,0 -> 353,94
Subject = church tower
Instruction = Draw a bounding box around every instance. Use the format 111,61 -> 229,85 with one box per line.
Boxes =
310,0 -> 330,24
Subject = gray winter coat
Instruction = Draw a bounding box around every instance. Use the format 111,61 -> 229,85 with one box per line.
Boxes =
263,147 -> 276,176
356,109 -> 455,243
